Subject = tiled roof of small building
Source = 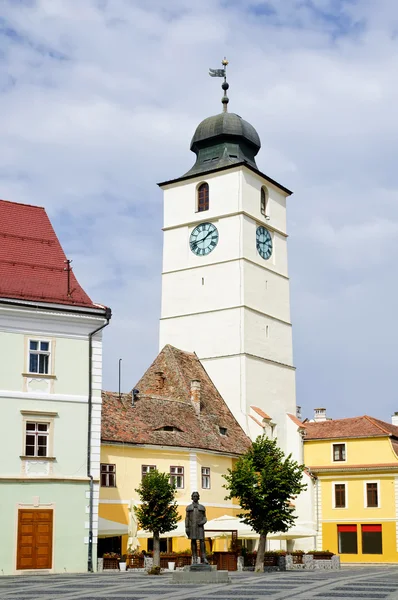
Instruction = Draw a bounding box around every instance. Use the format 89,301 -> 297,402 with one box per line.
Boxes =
0,199 -> 96,308
102,345 -> 251,455
287,413 -> 306,429
304,415 -> 398,440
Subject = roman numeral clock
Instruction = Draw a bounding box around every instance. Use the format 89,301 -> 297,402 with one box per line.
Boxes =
189,223 -> 219,256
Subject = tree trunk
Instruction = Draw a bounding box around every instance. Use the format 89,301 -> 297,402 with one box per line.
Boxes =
153,532 -> 160,568
255,533 -> 267,572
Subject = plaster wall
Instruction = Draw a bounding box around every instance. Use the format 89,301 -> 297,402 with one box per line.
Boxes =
159,308 -> 242,358
320,476 -> 396,520
243,309 -> 293,365
99,445 -> 238,509
161,260 -> 241,318
243,260 -> 291,323
304,437 -> 398,467
322,520 -> 398,563
0,481 -> 90,575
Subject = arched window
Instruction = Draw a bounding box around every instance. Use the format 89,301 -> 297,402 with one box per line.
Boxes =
261,186 -> 268,217
197,182 -> 209,212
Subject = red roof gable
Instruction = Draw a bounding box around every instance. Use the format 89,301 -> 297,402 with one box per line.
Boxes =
102,345 -> 251,455
0,199 -> 96,308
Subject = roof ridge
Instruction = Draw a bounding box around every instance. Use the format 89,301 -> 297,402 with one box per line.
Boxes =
165,345 -> 192,399
363,415 -> 391,435
0,198 -> 45,210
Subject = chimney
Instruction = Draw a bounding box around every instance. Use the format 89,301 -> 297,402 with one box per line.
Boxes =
155,371 -> 165,391
296,406 -> 302,421
314,408 -> 327,422
190,379 -> 201,415
392,412 -> 398,426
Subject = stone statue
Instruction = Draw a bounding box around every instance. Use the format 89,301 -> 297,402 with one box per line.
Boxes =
185,491 -> 208,564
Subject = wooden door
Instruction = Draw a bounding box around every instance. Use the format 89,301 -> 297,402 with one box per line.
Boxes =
17,510 -> 53,570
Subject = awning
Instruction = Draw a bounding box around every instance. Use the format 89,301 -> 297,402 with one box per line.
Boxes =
268,526 -> 317,540
98,517 -> 129,538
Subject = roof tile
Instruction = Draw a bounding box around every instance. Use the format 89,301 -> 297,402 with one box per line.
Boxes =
0,199 -> 96,308
305,415 -> 398,440
102,345 -> 251,455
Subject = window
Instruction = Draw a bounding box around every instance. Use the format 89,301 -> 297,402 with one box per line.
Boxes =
101,464 -> 116,487
366,482 -> 379,508
333,443 -> 346,462
29,340 -> 50,374
197,183 -> 209,212
219,427 -> 227,436
202,467 -> 210,489
334,483 -> 346,508
25,422 -> 49,457
362,525 -> 382,554
170,466 -> 184,488
260,186 -> 268,217
338,524 -> 357,554
142,465 -> 156,479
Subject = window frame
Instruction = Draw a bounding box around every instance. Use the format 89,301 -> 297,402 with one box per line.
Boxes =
100,463 -> 116,488
20,411 -> 56,460
260,186 -> 269,217
361,524 -> 382,554
197,182 -> 209,212
333,482 -> 347,509
337,524 -> 358,554
28,339 -> 51,375
332,443 -> 346,462
201,467 -> 211,490
364,481 -> 380,508
142,465 -> 156,479
170,466 -> 184,489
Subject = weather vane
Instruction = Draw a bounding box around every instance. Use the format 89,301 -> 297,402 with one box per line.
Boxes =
209,57 -> 229,112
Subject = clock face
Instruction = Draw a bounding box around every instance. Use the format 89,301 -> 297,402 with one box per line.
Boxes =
256,226 -> 273,260
190,222 -> 219,256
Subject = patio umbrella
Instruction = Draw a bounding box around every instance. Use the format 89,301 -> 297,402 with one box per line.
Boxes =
98,517 -> 129,538
127,500 -> 141,551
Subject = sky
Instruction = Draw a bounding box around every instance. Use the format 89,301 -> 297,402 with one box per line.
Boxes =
1,0 -> 398,422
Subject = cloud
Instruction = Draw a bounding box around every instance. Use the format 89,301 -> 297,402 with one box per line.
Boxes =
1,0 -> 398,422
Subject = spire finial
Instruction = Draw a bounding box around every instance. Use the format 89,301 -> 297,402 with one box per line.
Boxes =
209,57 -> 229,112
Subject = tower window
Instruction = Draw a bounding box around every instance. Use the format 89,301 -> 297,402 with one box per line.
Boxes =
261,186 -> 268,217
197,182 -> 209,212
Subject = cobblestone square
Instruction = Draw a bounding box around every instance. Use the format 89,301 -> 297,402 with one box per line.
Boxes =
1,567 -> 398,600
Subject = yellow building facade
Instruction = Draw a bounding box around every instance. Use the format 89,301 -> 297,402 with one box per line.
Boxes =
304,413 -> 398,563
99,345 -> 250,555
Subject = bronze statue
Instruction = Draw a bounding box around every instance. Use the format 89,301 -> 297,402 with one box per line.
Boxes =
185,491 -> 208,564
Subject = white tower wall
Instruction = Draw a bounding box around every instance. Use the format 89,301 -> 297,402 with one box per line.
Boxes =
159,165 -> 296,447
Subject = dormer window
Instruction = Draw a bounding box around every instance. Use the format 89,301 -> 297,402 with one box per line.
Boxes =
219,426 -> 227,436
260,186 -> 268,217
156,425 -> 182,433
197,182 -> 209,212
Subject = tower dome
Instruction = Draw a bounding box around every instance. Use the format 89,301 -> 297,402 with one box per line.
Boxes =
184,112 -> 261,177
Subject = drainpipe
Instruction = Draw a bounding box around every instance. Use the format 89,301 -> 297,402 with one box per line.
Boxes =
87,307 -> 112,572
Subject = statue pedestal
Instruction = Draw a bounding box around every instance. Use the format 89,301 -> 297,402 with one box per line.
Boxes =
172,565 -> 229,584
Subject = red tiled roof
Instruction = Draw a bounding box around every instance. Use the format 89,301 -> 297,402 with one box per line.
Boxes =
251,406 -> 271,420
287,413 -> 306,428
0,199 -> 96,308
304,415 -> 398,441
102,345 -> 251,455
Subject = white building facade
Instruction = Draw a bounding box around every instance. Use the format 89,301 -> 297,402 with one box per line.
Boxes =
0,199 -> 110,574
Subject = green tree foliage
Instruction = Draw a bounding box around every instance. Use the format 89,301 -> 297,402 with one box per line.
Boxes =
223,435 -> 307,571
134,470 -> 180,569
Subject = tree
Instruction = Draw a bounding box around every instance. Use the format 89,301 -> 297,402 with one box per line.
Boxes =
223,435 -> 307,572
134,470 -> 180,569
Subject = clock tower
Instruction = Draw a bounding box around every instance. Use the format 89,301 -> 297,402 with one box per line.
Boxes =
158,64 -> 296,449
